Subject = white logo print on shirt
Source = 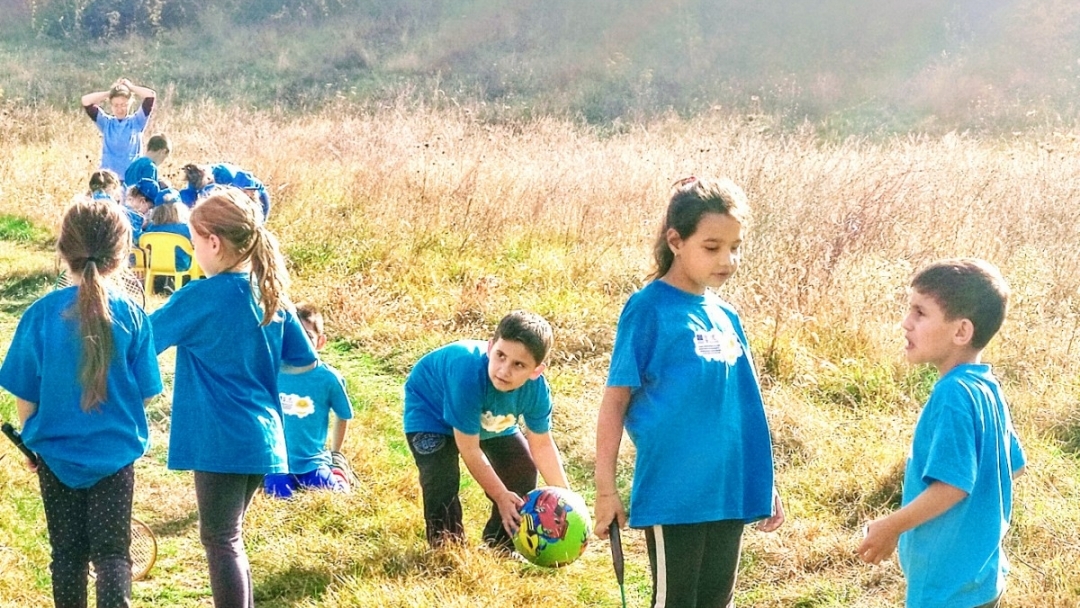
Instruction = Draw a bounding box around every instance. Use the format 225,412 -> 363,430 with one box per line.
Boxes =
280,393 -> 315,418
694,328 -> 743,365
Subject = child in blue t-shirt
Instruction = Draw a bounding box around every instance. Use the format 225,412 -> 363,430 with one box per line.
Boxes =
403,310 -> 571,550
858,259 -> 1026,608
212,163 -> 272,221
178,163 -> 220,208
80,78 -> 155,179
0,199 -> 162,607
594,177 -> 785,608
123,133 -> 170,187
264,303 -> 354,499
87,169 -> 123,203
149,189 -> 316,608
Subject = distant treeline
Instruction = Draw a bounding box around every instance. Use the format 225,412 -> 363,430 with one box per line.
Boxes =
14,0 -> 1080,134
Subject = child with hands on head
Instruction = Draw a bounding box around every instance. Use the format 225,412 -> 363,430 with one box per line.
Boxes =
403,310 -> 571,551
264,303 -> 354,499
0,199 -> 162,608
594,176 -> 784,608
857,259 -> 1025,608
149,189 -> 316,608
81,78 -> 156,180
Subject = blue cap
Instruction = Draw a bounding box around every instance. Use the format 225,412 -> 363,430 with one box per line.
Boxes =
134,178 -> 160,202
232,170 -> 264,191
211,163 -> 240,186
154,188 -> 180,207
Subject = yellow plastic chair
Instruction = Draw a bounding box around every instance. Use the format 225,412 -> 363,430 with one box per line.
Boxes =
138,232 -> 197,294
130,246 -> 148,279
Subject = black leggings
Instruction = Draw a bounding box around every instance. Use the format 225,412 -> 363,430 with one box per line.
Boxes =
407,431 -> 537,549
644,520 -> 745,608
38,460 -> 135,608
194,471 -> 263,608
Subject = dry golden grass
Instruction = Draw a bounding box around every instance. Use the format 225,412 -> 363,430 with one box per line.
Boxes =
1,102 -> 1079,606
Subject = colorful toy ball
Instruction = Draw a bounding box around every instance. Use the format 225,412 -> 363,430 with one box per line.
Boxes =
513,486 -> 592,567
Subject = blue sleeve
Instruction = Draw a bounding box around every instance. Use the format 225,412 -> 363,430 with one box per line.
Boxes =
130,310 -> 163,400
1009,425 -> 1026,473
607,294 -> 654,389
281,310 -> 317,367
0,306 -> 43,403
327,367 -> 353,420
919,384 -> 978,493
149,286 -> 204,353
520,377 -> 553,434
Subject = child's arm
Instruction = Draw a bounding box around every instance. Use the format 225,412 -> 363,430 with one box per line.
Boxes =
857,480 -> 968,564
14,398 -> 38,470
525,430 -> 569,489
756,488 -> 786,532
80,88 -> 111,108
453,429 -> 524,535
119,78 -> 156,100
15,397 -> 36,425
330,418 -> 348,453
594,386 -> 631,539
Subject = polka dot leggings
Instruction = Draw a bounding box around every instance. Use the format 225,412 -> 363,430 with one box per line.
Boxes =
37,460 -> 134,608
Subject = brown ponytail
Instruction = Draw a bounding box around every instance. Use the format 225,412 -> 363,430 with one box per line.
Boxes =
57,200 -> 131,412
190,188 -> 290,326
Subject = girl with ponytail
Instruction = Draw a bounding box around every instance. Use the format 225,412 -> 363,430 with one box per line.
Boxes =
149,188 -> 316,607
0,199 -> 162,608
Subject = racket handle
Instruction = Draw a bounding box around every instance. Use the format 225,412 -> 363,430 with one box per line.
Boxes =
1,422 -> 38,466
609,520 -> 625,585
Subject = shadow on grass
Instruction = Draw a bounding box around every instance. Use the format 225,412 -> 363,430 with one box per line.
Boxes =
828,459 -> 904,528
0,270 -> 55,314
255,566 -> 333,605
150,510 -> 200,539
1051,416 -> 1080,456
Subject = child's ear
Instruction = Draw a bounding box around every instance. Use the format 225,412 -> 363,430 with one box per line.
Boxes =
665,227 -> 683,255
953,318 -> 975,346
316,334 -> 327,350
529,363 -> 547,380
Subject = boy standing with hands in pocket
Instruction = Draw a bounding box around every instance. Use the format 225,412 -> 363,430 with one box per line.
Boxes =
858,258 -> 1026,608
403,310 -> 570,551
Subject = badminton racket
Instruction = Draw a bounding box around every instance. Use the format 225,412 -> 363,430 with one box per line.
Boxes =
3,422 -> 157,580
1,422 -> 37,465
609,521 -> 627,608
55,264 -> 146,310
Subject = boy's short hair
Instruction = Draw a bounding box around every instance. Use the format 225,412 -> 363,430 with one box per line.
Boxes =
911,258 -> 1009,349
492,310 -> 553,365
146,134 -> 170,152
295,303 -> 325,338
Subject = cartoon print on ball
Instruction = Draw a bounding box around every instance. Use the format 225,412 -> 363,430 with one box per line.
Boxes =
513,487 -> 592,568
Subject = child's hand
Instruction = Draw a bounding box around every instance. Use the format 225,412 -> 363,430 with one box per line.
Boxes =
24,454 -> 38,473
495,490 -> 524,536
755,489 -> 785,532
856,517 -> 899,564
593,493 -> 627,540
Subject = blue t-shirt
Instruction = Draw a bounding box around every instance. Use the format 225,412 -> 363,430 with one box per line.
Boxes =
178,184 -> 219,208
0,287 -> 161,489
124,156 -> 158,187
898,364 -> 1026,608
278,361 -> 353,474
143,223 -> 192,271
149,273 -> 317,474
94,107 -> 150,178
403,340 -> 552,439
607,280 -> 775,528
124,206 -> 145,245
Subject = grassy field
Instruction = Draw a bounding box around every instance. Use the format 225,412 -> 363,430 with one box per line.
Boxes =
1,103 -> 1079,607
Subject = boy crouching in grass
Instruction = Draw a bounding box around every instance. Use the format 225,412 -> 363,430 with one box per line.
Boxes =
858,258 -> 1026,608
403,310 -> 571,551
